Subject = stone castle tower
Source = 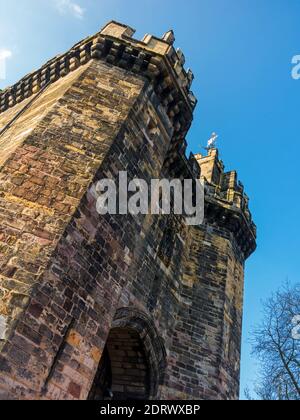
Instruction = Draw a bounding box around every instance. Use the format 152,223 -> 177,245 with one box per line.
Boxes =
0,22 -> 256,400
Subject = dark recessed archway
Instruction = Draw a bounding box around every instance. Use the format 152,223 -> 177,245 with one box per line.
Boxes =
88,308 -> 166,401
89,327 -> 150,400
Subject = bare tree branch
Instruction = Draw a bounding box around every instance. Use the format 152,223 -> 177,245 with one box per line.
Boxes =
247,282 -> 300,400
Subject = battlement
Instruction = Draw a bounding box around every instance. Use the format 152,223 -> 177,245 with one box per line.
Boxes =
195,149 -> 257,258
0,21 -> 196,135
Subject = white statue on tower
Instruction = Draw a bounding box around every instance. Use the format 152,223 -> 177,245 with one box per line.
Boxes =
206,132 -> 218,150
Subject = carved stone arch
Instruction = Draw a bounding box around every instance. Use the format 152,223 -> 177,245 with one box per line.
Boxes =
88,307 -> 167,400
112,307 -> 167,399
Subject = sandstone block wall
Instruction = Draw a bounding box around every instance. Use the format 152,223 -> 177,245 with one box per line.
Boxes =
0,21 -> 256,400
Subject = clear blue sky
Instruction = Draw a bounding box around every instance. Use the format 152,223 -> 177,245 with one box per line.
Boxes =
1,0 -> 299,399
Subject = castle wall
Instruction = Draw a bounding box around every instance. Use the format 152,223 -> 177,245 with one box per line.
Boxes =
161,225 -> 245,400
0,59 -> 148,398
0,56 -> 189,400
0,21 -> 256,401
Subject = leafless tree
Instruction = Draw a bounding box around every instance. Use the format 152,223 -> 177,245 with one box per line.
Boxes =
248,282 -> 300,400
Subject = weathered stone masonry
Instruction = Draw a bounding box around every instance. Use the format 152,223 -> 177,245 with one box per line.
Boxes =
0,21 -> 256,400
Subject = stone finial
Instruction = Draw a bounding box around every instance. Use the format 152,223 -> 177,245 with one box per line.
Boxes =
162,30 -> 175,45
100,21 -> 135,39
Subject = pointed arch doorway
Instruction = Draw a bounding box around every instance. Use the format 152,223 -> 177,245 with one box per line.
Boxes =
88,309 -> 166,401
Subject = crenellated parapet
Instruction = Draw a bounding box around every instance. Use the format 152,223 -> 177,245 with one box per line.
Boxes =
0,21 -> 197,137
195,149 -> 256,259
